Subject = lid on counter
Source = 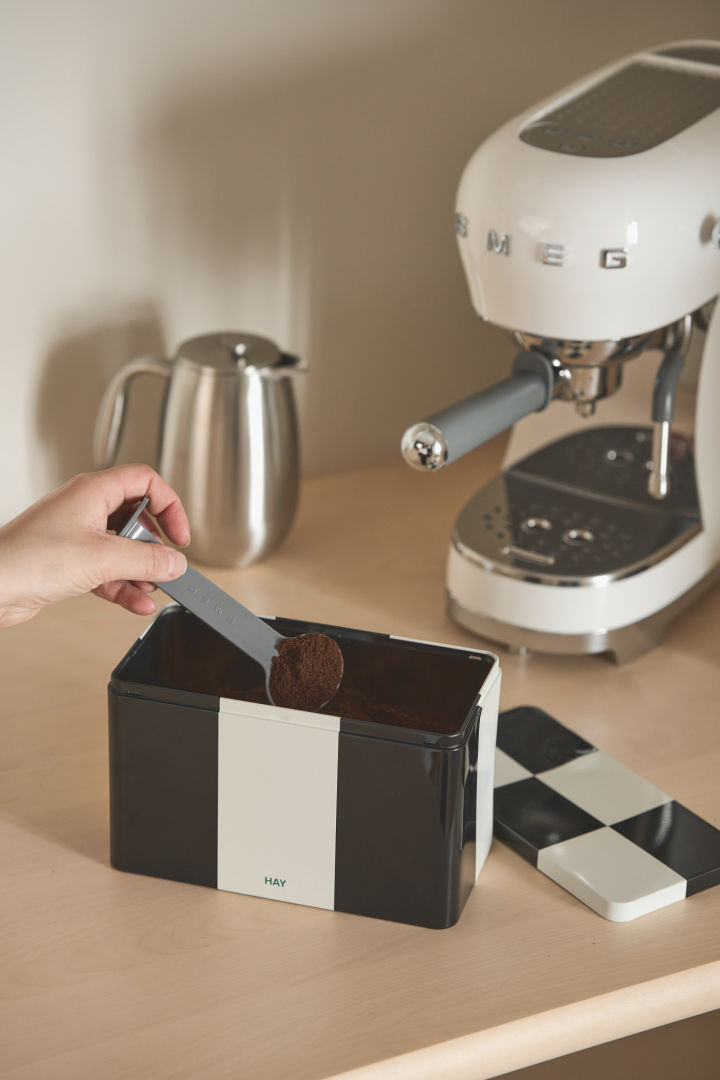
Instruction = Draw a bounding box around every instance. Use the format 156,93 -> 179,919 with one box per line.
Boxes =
175,332 -> 297,372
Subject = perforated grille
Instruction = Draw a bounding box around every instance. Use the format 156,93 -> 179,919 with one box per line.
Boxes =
520,62 -> 720,157
453,426 -> 700,584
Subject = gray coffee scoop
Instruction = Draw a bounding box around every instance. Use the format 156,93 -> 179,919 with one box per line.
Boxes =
119,498 -> 342,710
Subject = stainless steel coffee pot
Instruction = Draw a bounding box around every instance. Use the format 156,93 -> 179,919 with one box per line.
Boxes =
94,332 -> 301,567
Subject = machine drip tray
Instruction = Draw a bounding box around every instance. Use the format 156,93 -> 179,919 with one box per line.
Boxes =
452,425 -> 700,586
515,424 -> 699,516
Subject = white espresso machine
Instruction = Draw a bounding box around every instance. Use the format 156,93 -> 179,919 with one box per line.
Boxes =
402,40 -> 720,662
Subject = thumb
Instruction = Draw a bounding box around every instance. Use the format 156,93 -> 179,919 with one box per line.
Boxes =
102,535 -> 188,585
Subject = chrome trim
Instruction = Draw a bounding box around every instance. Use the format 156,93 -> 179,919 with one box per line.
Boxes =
600,248 -> 628,269
512,316 -> 692,369
487,229 -> 511,255
453,533 -> 611,587
512,316 -> 693,411
447,562 -> 720,663
520,516 -> 552,535
542,243 -> 565,267
452,520 -> 700,587
501,545 -> 556,566
562,528 -> 594,545
648,420 -> 671,499
401,422 -> 448,471
693,298 -> 717,332
455,212 -> 469,238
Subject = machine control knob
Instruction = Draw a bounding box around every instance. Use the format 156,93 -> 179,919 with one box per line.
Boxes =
401,423 -> 448,471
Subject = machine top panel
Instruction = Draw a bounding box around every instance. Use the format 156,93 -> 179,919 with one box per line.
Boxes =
519,60 -> 720,158
654,43 -> 720,67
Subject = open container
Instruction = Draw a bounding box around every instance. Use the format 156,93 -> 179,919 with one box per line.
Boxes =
108,606 -> 501,928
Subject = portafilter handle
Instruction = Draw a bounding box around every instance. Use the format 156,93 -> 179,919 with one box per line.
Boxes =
401,350 -> 555,471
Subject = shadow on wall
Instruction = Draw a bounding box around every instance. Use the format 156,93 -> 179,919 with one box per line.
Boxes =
133,8 -> 522,477
36,305 -> 168,488
35,1 -> 720,485
131,0 -> 719,478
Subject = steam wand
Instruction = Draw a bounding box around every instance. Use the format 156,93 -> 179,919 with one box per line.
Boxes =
648,349 -> 685,500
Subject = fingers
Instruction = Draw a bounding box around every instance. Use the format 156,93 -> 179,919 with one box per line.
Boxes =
93,580 -> 158,616
134,580 -> 157,594
93,464 -> 191,547
97,578 -> 158,596
96,534 -> 187,588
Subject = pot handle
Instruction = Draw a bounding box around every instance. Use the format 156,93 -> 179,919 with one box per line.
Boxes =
94,356 -> 173,468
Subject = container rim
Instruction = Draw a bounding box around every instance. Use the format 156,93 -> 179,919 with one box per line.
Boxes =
110,607 -> 500,749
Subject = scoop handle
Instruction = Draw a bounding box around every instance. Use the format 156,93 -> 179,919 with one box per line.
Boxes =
119,498 -> 282,669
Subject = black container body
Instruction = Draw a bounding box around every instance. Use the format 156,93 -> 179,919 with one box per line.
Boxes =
335,720 -> 480,927
109,693 -> 219,888
108,607 -> 500,929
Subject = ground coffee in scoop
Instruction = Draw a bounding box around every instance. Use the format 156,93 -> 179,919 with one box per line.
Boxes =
268,633 -> 344,711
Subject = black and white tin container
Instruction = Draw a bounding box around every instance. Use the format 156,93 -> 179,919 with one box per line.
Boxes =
108,607 -> 501,928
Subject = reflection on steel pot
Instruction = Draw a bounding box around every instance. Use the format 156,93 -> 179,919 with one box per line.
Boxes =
94,332 -> 301,567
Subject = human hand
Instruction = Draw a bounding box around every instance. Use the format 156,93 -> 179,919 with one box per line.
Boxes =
0,464 -> 190,628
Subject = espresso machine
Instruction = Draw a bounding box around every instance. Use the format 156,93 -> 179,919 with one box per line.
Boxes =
402,41 -> 720,662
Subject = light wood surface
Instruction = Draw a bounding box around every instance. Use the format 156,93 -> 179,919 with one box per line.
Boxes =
2,449 -> 720,1080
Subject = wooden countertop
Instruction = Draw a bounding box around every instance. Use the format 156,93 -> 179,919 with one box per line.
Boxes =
2,450 -> 719,1079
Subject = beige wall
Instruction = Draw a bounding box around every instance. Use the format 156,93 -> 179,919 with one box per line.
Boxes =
2,0 -> 720,520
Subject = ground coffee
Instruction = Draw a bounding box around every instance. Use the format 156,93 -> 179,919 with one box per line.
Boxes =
268,633 -> 344,711
133,609 -> 487,735
319,686 -> 417,728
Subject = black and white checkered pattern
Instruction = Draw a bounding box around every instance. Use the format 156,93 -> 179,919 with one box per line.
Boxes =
493,706 -> 720,921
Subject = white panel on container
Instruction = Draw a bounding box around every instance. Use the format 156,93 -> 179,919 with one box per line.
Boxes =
217,699 -> 340,910
475,663 -> 501,880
